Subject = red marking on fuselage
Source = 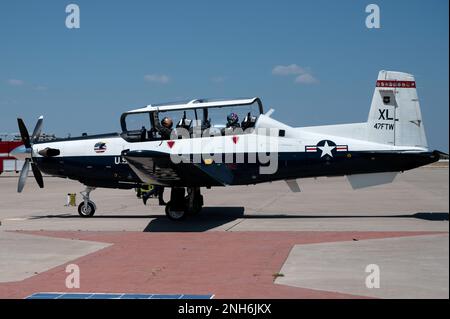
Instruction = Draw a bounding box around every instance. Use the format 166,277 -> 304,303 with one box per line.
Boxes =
167,141 -> 175,149
232,136 -> 239,144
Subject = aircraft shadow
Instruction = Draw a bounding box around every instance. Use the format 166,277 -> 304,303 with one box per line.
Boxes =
143,207 -> 245,232
28,210 -> 448,233
142,211 -> 448,232
28,214 -> 163,219
29,211 -> 448,221
238,212 -> 449,221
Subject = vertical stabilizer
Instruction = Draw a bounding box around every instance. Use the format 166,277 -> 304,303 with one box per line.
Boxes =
367,71 -> 428,149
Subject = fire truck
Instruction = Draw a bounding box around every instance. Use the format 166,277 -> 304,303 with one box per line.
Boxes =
0,140 -> 23,174
1,133 -> 57,174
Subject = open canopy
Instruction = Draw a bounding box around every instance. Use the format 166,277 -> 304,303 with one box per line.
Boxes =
124,97 -> 263,114
120,97 -> 264,142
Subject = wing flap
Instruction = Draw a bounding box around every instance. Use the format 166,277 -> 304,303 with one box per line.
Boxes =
122,150 -> 230,186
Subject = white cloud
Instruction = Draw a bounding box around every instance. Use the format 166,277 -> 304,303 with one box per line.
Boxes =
144,74 -> 170,84
272,64 -> 318,85
295,73 -> 319,84
272,64 -> 305,76
7,79 -> 24,86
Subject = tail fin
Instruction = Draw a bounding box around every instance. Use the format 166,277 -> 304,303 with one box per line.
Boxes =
367,70 -> 428,149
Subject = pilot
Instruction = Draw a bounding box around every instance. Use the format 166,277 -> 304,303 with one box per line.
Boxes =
226,112 -> 240,129
142,185 -> 166,206
160,117 -> 173,140
140,126 -> 147,141
153,117 -> 173,204
222,112 -> 240,135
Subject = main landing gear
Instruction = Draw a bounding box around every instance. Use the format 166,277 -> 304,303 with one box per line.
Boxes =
78,186 -> 97,217
75,186 -> 202,220
165,187 -> 203,221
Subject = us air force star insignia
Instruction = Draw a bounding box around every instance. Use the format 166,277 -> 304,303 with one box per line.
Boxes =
318,141 -> 335,157
305,140 -> 348,158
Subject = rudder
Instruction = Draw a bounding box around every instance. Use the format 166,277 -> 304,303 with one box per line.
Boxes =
367,70 -> 428,149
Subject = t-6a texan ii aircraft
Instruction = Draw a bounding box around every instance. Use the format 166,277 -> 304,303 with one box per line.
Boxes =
12,70 -> 445,220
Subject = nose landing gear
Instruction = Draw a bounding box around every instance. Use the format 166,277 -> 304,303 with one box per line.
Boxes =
165,187 -> 203,221
78,186 -> 97,217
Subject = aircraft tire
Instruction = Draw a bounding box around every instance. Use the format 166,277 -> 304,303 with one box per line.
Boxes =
78,201 -> 96,217
165,201 -> 187,221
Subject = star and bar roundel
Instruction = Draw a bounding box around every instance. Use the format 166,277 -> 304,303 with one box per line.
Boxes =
305,140 -> 348,158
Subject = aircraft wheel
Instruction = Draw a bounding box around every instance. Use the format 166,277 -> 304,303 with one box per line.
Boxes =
78,201 -> 96,217
165,201 -> 187,221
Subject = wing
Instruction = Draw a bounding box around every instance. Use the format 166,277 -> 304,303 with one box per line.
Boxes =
122,150 -> 233,187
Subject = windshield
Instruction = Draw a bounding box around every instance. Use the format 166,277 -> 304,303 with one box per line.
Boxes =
122,112 -> 151,132
206,101 -> 260,129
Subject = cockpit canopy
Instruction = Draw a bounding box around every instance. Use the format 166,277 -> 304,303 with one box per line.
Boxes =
120,97 -> 264,142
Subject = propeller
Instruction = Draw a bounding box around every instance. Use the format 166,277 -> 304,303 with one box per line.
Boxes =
13,116 -> 45,192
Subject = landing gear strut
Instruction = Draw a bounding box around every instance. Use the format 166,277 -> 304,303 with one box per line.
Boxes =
78,186 -> 96,217
165,187 -> 203,221
186,187 -> 203,216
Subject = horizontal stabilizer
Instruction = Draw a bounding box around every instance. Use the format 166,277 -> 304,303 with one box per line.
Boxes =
347,172 -> 397,189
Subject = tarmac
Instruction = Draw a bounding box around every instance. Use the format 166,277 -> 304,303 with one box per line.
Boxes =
0,165 -> 448,299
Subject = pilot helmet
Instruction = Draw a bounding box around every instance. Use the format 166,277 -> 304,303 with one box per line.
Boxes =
227,112 -> 239,125
161,117 -> 173,129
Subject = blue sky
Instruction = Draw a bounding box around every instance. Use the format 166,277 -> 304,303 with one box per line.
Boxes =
0,0 -> 448,151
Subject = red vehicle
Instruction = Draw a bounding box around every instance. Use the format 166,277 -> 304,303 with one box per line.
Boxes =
0,141 -> 23,174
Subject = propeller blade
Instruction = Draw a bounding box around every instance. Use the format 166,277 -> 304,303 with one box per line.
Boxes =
17,118 -> 31,148
18,158 -> 30,193
31,116 -> 44,143
31,162 -> 44,188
